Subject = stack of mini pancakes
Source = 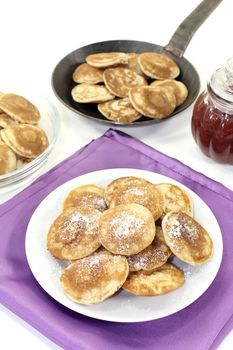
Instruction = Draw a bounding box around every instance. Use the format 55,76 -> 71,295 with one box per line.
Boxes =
71,52 -> 188,123
0,93 -> 49,176
47,176 -> 213,305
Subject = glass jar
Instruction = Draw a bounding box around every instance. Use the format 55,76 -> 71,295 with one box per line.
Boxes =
191,57 -> 233,164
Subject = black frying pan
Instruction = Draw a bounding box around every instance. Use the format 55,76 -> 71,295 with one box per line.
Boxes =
52,0 -> 223,126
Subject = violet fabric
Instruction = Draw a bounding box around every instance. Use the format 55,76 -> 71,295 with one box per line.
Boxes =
0,129 -> 233,350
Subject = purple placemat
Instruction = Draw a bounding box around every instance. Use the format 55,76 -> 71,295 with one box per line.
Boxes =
0,129 -> 233,350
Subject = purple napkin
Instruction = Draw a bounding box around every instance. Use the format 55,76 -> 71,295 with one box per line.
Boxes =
0,129 -> 233,350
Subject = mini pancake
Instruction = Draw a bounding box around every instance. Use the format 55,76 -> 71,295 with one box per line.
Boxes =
72,63 -> 104,84
162,212 -> 213,265
0,93 -> 40,124
63,184 -> 107,212
138,52 -> 180,79
126,53 -> 146,77
99,203 -> 155,256
150,79 -> 188,106
0,142 -> 17,175
129,85 -> 176,119
60,248 -> 129,304
104,176 -> 153,207
123,263 -> 184,296
98,98 -> 141,123
109,183 -> 164,221
0,113 -> 17,128
1,124 -> 49,158
157,183 -> 193,217
103,67 -> 147,97
16,155 -> 32,168
47,207 -> 101,260
86,52 -> 128,68
127,227 -> 172,271
71,84 -> 114,103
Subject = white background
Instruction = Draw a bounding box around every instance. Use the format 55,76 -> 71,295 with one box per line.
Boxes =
0,0 -> 232,349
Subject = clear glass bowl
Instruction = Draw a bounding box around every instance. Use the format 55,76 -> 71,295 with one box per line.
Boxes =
0,95 -> 61,191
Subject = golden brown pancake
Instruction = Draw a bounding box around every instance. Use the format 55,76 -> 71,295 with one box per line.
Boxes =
86,52 -> 128,67
126,53 -> 146,77
60,248 -> 129,304
138,52 -> 180,79
71,84 -> 115,103
0,113 -> 17,128
0,142 -> 17,175
63,184 -> 107,212
103,67 -> 147,97
123,263 -> 184,296
104,176 -> 153,207
47,207 -> 101,260
98,98 -> 141,123
99,203 -> 155,255
129,85 -> 176,119
127,227 -> 172,271
157,183 -> 193,217
1,124 -> 49,158
150,79 -> 188,106
16,155 -> 33,168
162,212 -> 213,265
72,63 -> 104,84
0,93 -> 40,124
109,182 -> 164,221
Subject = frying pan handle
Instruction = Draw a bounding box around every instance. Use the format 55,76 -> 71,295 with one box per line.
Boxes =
164,0 -> 223,58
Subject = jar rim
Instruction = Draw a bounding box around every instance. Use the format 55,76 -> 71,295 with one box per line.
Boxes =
209,67 -> 233,103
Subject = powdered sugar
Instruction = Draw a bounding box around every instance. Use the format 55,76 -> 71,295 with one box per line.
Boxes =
168,217 -> 199,243
122,187 -> 145,197
128,240 -> 170,270
110,211 -> 145,239
168,220 -> 182,239
80,194 -> 107,212
59,210 -> 100,243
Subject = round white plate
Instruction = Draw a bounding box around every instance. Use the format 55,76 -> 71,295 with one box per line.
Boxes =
25,168 -> 223,323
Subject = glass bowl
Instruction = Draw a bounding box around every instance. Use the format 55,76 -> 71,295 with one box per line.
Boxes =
0,94 -> 61,192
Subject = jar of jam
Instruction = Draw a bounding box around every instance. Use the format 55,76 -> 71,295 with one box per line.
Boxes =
191,57 -> 233,164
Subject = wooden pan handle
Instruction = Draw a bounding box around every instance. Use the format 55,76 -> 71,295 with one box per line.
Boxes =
164,0 -> 223,57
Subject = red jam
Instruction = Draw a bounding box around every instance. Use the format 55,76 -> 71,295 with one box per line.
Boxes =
191,90 -> 233,164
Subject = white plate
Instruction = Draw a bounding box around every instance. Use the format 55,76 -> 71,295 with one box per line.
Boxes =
25,168 -> 223,323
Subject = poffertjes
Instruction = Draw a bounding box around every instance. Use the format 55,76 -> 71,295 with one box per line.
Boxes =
98,98 -> 141,123
123,263 -> 184,296
103,67 -> 147,98
157,183 -> 193,217
63,184 -> 107,212
1,124 -> 49,158
0,142 -> 17,175
129,85 -> 176,119
0,93 -> 40,124
99,203 -> 155,255
86,52 -> 128,67
150,79 -> 188,106
71,83 -> 114,103
0,113 -> 17,128
72,63 -> 104,84
60,248 -> 129,304
47,207 -> 101,260
104,176 -> 153,207
127,227 -> 172,271
162,212 -> 213,265
109,182 -> 164,220
138,52 -> 180,79
126,53 -> 146,77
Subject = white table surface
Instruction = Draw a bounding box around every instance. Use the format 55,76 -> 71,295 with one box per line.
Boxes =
0,0 -> 232,348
